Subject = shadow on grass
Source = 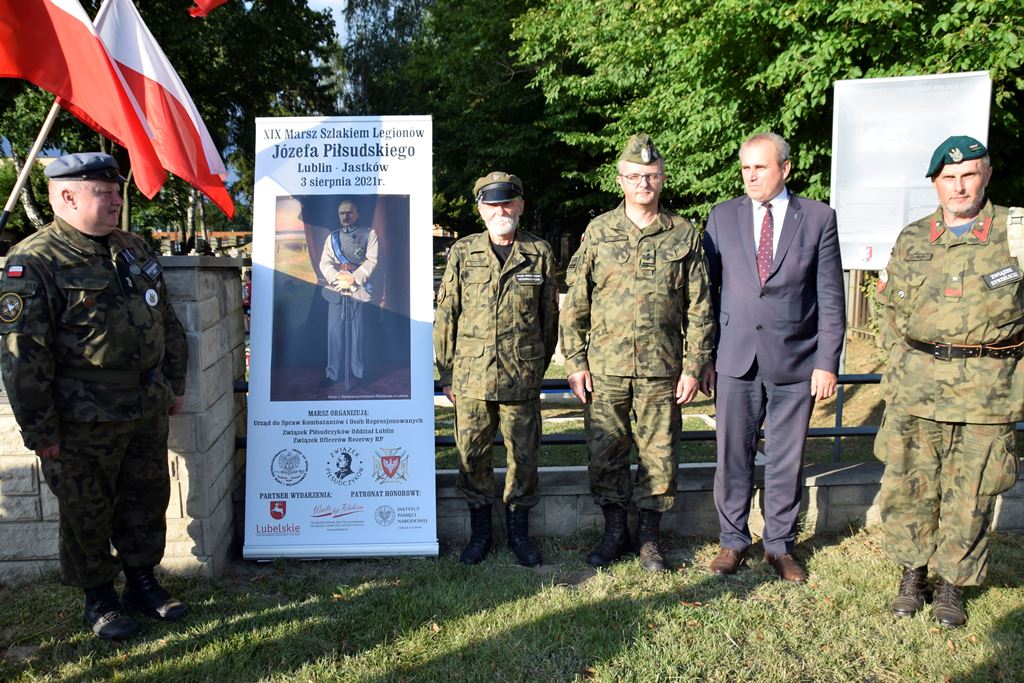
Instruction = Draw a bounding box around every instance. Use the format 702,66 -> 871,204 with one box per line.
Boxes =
952,605 -> 1024,683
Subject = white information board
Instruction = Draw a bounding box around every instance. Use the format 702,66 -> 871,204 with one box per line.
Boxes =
831,71 -> 990,270
244,116 -> 437,559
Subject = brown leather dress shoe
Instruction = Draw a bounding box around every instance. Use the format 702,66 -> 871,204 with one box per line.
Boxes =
764,553 -> 807,583
709,547 -> 745,575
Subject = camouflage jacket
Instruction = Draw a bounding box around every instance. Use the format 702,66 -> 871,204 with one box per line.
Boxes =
560,203 -> 714,379
878,200 -> 1024,422
433,229 -> 558,401
0,218 -> 188,449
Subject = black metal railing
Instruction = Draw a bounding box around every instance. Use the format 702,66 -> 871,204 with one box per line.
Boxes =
235,374 -> 1022,464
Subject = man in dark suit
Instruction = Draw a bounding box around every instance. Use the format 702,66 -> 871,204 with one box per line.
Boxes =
700,132 -> 846,582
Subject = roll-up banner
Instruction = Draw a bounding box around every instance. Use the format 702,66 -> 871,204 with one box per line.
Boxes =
244,116 -> 437,559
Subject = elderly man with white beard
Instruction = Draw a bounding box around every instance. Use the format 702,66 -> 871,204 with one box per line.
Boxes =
433,171 -> 559,566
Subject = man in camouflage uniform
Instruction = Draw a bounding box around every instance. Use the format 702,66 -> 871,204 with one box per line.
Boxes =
319,199 -> 378,390
0,153 -> 189,639
876,135 -> 1023,627
434,172 -> 558,566
560,135 -> 714,571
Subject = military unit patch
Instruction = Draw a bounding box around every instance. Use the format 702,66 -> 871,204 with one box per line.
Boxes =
0,292 -> 24,323
515,273 -> 543,285
983,265 -> 1023,289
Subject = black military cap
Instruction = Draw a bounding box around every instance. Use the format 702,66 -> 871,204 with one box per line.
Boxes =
44,152 -> 126,182
473,171 -> 524,204
925,135 -> 988,178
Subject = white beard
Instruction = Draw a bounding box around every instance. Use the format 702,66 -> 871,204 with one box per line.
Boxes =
486,215 -> 518,239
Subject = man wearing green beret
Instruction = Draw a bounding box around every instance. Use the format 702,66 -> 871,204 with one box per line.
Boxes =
560,135 -> 714,571
433,171 -> 558,566
876,135 -> 1024,627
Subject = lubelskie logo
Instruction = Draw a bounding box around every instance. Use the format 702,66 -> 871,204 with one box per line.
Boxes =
269,500 -> 286,520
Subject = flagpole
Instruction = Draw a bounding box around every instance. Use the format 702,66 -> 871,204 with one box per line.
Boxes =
0,98 -> 62,233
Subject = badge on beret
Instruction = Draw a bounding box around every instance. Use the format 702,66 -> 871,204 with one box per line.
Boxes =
641,146 -> 651,163
0,292 -> 24,323
145,289 -> 159,306
949,147 -> 963,163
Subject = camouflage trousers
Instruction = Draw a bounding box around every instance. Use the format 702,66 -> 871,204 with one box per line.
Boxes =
455,396 -> 540,508
875,410 -> 1020,586
40,413 -> 171,588
584,375 -> 680,512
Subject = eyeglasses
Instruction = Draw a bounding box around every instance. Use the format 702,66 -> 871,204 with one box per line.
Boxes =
618,173 -> 666,186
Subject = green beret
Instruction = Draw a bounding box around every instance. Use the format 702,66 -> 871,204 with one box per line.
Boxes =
619,134 -> 661,165
473,171 -> 523,204
44,152 -> 125,182
925,135 -> 988,178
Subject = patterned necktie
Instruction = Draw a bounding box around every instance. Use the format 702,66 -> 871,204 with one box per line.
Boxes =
757,202 -> 773,287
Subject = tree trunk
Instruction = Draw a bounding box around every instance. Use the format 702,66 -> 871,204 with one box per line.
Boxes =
9,147 -> 47,229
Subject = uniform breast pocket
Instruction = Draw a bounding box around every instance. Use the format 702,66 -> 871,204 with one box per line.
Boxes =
56,275 -> 110,327
660,245 -> 690,291
888,272 -> 927,312
594,239 -> 630,286
462,267 -> 492,305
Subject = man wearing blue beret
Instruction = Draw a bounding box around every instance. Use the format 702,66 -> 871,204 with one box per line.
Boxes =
0,152 -> 189,639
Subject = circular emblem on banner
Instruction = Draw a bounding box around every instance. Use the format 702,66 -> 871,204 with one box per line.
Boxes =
0,292 -> 24,323
145,288 -> 159,306
375,505 -> 396,527
271,448 -> 309,486
326,447 -> 364,486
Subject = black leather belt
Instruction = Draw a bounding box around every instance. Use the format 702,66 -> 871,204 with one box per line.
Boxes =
905,335 -> 1024,361
60,366 -> 160,385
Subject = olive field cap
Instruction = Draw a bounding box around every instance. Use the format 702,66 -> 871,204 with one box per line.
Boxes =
44,152 -> 126,182
619,134 -> 661,165
925,135 -> 988,178
474,171 -> 524,204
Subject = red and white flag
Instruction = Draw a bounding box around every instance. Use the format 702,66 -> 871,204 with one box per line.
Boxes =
0,0 -> 165,197
188,0 -> 230,18
96,0 -> 234,217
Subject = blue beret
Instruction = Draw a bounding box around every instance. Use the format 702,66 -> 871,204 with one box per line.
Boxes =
44,152 -> 126,182
925,136 -> 988,178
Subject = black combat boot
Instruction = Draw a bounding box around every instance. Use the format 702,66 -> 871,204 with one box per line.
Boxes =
586,504 -> 631,567
505,504 -> 542,567
890,566 -> 929,617
636,509 -> 671,572
122,566 -> 189,621
932,578 -> 967,627
84,583 -> 139,639
459,505 -> 493,565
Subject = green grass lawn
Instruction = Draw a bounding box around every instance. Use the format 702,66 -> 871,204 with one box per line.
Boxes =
2,526 -> 1022,681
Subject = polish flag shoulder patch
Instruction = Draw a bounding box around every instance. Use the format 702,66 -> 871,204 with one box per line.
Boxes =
6,265 -> 24,278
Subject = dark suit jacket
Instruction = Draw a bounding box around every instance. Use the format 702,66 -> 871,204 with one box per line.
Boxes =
703,193 -> 846,383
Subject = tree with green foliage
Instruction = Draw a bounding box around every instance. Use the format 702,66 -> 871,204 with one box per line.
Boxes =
514,0 -> 1024,220
342,0 -> 603,242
